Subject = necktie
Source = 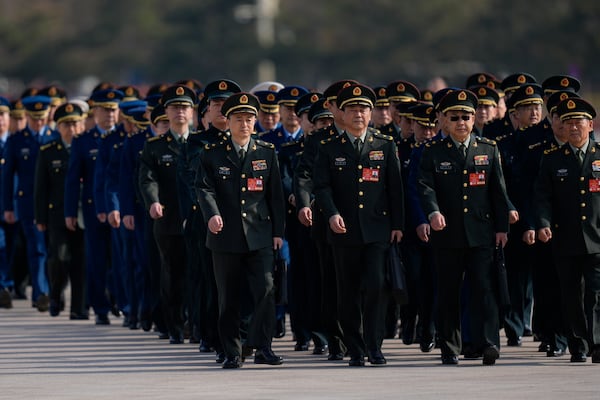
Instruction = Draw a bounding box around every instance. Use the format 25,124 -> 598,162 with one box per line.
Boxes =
459,143 -> 466,160
355,139 -> 362,157
576,149 -> 584,166
239,148 -> 246,163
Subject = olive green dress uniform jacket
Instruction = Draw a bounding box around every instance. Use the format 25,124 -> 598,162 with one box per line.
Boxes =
534,140 -> 600,256
196,137 -> 285,254
34,139 -> 70,228
418,134 -> 510,248
138,132 -> 185,235
313,129 -> 404,246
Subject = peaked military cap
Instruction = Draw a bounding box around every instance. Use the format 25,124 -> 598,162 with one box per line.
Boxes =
249,81 -> 284,93
254,90 -> 280,113
118,85 -> 141,101
308,98 -> 333,123
120,100 -> 148,117
336,84 -> 376,110
438,90 -> 477,114
0,96 -> 9,113
161,85 -> 197,107
20,87 -> 40,99
465,72 -> 498,90
204,79 -> 242,101
420,89 -> 434,104
91,82 -> 115,94
277,85 -> 309,106
409,103 -> 436,127
373,86 -> 390,107
546,91 -> 580,114
511,84 -> 544,108
385,80 -> 420,103
471,85 -> 500,107
39,85 -> 67,106
221,92 -> 260,117
396,100 -> 418,116
10,99 -> 26,118
175,79 -> 203,95
323,80 -> 359,103
151,104 -> 168,125
295,92 -> 321,116
556,97 -> 596,121
22,95 -> 52,118
541,75 -> 581,96
53,102 -> 84,124
432,87 -> 458,110
500,73 -> 537,95
89,88 -> 124,109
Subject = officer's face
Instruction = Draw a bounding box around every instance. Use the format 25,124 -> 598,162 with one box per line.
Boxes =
372,106 -> 391,127
550,113 -> 567,142
445,111 -> 474,142
228,112 -> 256,145
314,116 -> 333,130
514,103 -> 542,128
326,100 -> 344,124
399,115 -> 413,139
299,113 -> 313,136
0,111 -> 9,134
153,120 -> 170,135
342,104 -> 372,136
57,120 -> 79,143
208,99 -> 226,125
166,104 -> 193,127
258,110 -> 279,131
475,104 -> 496,126
94,106 -> 119,130
10,116 -> 27,132
389,102 -> 401,125
280,105 -> 299,130
412,121 -> 435,143
26,115 -> 46,133
565,118 -> 593,148
496,97 -> 507,119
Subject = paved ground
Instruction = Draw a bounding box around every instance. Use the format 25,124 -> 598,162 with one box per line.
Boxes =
1,294 -> 599,400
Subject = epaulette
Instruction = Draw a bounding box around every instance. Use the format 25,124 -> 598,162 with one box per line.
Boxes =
204,140 -> 226,151
320,136 -> 336,145
373,131 -> 393,141
257,131 -> 269,138
495,132 -> 512,142
255,139 -> 275,149
368,127 -> 381,134
528,141 -> 545,150
147,135 -> 162,142
101,130 -> 115,139
543,146 -> 560,155
424,140 -> 437,148
39,142 -> 55,151
476,136 -> 497,146
281,140 -> 299,148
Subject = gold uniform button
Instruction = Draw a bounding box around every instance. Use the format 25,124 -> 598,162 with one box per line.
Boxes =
383,211 -> 387,215
582,215 -> 587,221
581,190 -> 586,195
242,212 -> 247,218
87,199 -> 92,204
55,169 -> 59,173
581,203 -> 586,208
358,178 -> 363,183
463,183 -> 468,187
241,200 -> 245,205
358,204 -> 364,209
241,174 -> 246,178
580,177 -> 585,182
192,205 -> 197,210
48,204 -> 54,209
463,195 -> 468,200
464,208 -> 468,213
24,156 -> 28,160
359,191 -> 364,196
242,187 -> 246,192
463,170 -> 467,175
358,165 -> 363,170
18,191 -> 23,196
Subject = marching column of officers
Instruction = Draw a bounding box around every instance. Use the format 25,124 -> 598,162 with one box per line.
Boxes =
0,71 -> 599,368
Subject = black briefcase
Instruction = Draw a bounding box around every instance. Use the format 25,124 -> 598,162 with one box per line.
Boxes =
273,249 -> 288,306
495,245 -> 511,312
386,243 -> 409,305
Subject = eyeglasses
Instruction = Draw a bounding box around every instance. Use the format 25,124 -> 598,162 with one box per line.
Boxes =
449,115 -> 472,122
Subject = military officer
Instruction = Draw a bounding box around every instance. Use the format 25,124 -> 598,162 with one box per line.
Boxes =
371,86 -> 391,129
139,84 -> 196,344
381,80 -> 420,140
254,90 -> 281,133
34,102 -> 86,317
534,97 -> 600,363
313,84 -> 404,366
0,97 -> 14,308
196,92 -> 285,369
417,89 -> 509,365
259,85 -> 308,151
2,95 -> 57,312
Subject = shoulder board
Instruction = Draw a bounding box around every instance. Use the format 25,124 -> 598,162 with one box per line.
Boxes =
255,139 -> 275,149
39,142 -> 55,151
147,135 -> 162,142
372,131 -> 393,141
257,131 -> 269,138
368,127 -> 381,134
414,142 -> 422,148
281,140 -> 298,148
476,136 -> 496,146
320,136 -> 336,145
204,140 -> 226,151
528,142 -> 543,150
543,146 -> 560,155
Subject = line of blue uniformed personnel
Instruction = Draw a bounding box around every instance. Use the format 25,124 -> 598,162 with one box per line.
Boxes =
0,72 -> 599,368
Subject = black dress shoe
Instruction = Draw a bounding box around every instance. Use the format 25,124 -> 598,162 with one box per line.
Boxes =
241,345 -> 254,361
401,319 -> 416,345
328,352 -> 344,361
538,342 -> 551,352
482,345 -> 500,365
294,342 -> 309,351
199,340 -> 213,353
69,312 -> 89,320
591,349 -> 600,363
254,347 -> 283,365
140,319 -> 152,332
506,337 -> 522,347
570,352 -> 587,362
222,356 -> 242,369
441,354 -> 459,365
313,344 -> 328,355
169,335 -> 184,344
367,350 -> 387,365
122,315 -> 130,328
157,331 -> 169,340
523,326 -> 533,337
274,318 -> 286,338
546,348 -> 565,357
49,300 -> 60,317
0,289 -> 13,309
420,339 -> 435,353
95,314 -> 110,325
129,318 -> 140,330
462,349 -> 482,359
111,305 -> 121,317
348,355 -> 365,367
36,294 -> 50,312
216,352 -> 226,363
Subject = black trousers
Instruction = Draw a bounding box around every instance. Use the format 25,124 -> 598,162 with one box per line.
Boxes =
212,247 -> 275,358
154,232 -> 187,338
47,225 -> 85,315
434,246 -> 499,356
332,241 -> 387,357
555,253 -> 600,355
503,235 -> 533,340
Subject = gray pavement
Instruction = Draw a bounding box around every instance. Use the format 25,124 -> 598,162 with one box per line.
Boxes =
1,294 -> 599,400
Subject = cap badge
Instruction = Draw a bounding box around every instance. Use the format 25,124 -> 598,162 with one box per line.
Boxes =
240,95 -> 249,104
219,81 -> 228,90
176,86 -> 185,96
478,88 -> 486,96
65,104 -> 74,113
310,94 -> 319,103
268,84 -> 279,91
567,100 -> 576,110
458,91 -> 467,101
397,83 -> 405,92
107,92 -> 115,99
424,92 -> 433,101
525,86 -> 534,95
342,82 -> 352,89
560,78 -> 569,87
559,93 -> 569,101
266,94 -> 275,102
517,75 -> 526,84
126,87 -> 134,96
426,107 -> 433,115
486,82 -> 495,89
478,74 -> 486,83
378,88 -> 386,97
291,88 -> 299,97
353,87 -> 362,96
35,102 -> 43,110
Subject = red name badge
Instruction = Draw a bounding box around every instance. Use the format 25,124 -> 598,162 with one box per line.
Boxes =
469,172 -> 486,186
362,168 -> 379,182
247,178 -> 263,191
590,178 -> 600,193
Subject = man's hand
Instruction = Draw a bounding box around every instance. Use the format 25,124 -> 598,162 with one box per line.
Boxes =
273,237 -> 283,250
65,217 -> 77,231
328,214 -> 346,234
297,207 -> 312,227
496,232 -> 508,248
123,215 -> 135,230
416,223 -> 430,243
429,212 -> 446,231
537,227 -> 552,243
509,210 -> 519,224
108,210 -> 121,228
4,211 -> 15,224
391,230 -> 403,243
149,202 -> 163,219
97,213 -> 107,223
208,215 -> 223,234
522,230 -> 535,245
36,223 -> 46,232
288,193 -> 296,208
